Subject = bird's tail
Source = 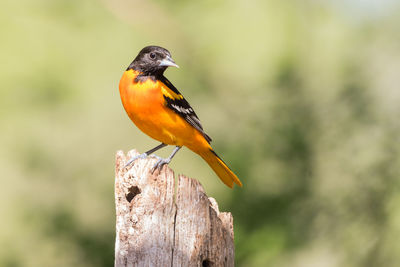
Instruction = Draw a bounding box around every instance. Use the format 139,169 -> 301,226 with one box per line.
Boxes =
198,149 -> 243,188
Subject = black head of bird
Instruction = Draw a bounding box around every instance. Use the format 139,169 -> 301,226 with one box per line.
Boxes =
127,46 -> 179,76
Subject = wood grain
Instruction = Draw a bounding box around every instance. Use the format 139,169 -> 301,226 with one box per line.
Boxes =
115,150 -> 235,267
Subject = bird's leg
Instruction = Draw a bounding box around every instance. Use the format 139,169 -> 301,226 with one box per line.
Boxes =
124,143 -> 167,168
151,146 -> 182,173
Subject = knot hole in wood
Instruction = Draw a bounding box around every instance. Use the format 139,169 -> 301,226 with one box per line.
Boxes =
126,185 -> 141,202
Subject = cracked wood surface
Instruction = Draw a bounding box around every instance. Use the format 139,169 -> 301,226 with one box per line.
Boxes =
115,150 -> 235,267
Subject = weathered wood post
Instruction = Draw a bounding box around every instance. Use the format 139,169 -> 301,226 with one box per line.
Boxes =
115,150 -> 235,267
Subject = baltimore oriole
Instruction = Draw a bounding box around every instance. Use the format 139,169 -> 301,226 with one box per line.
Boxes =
119,46 -> 242,188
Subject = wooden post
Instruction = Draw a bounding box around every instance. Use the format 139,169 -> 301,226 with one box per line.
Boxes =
115,150 -> 235,267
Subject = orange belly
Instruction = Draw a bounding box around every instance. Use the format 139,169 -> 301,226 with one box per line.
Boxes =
119,70 -> 206,148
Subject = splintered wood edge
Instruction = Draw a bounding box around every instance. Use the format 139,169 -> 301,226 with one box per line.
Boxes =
209,197 -> 234,240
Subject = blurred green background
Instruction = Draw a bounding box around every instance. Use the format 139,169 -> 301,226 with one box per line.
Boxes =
1,0 -> 400,266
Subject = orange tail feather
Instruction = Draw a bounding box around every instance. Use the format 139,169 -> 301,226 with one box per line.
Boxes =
199,149 -> 243,188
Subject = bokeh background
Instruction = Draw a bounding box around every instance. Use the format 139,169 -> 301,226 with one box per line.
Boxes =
1,0 -> 400,266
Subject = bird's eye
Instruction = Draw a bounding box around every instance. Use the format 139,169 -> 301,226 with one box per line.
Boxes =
149,52 -> 156,59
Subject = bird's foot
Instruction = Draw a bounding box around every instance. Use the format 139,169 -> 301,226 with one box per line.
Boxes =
124,153 -> 148,168
150,157 -> 171,173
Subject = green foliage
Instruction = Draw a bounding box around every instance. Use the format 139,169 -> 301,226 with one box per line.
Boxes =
1,0 -> 400,266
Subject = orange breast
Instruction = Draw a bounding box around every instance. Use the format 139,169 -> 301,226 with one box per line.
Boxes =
119,70 -> 206,148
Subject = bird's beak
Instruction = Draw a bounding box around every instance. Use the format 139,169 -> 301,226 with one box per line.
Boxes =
159,56 -> 179,68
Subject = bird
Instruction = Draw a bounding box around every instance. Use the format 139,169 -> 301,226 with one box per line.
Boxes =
119,45 -> 242,188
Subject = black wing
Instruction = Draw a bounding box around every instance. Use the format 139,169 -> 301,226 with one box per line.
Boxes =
160,76 -> 212,144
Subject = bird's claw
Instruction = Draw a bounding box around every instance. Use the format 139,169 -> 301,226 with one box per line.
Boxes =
151,158 -> 171,173
124,153 -> 148,168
